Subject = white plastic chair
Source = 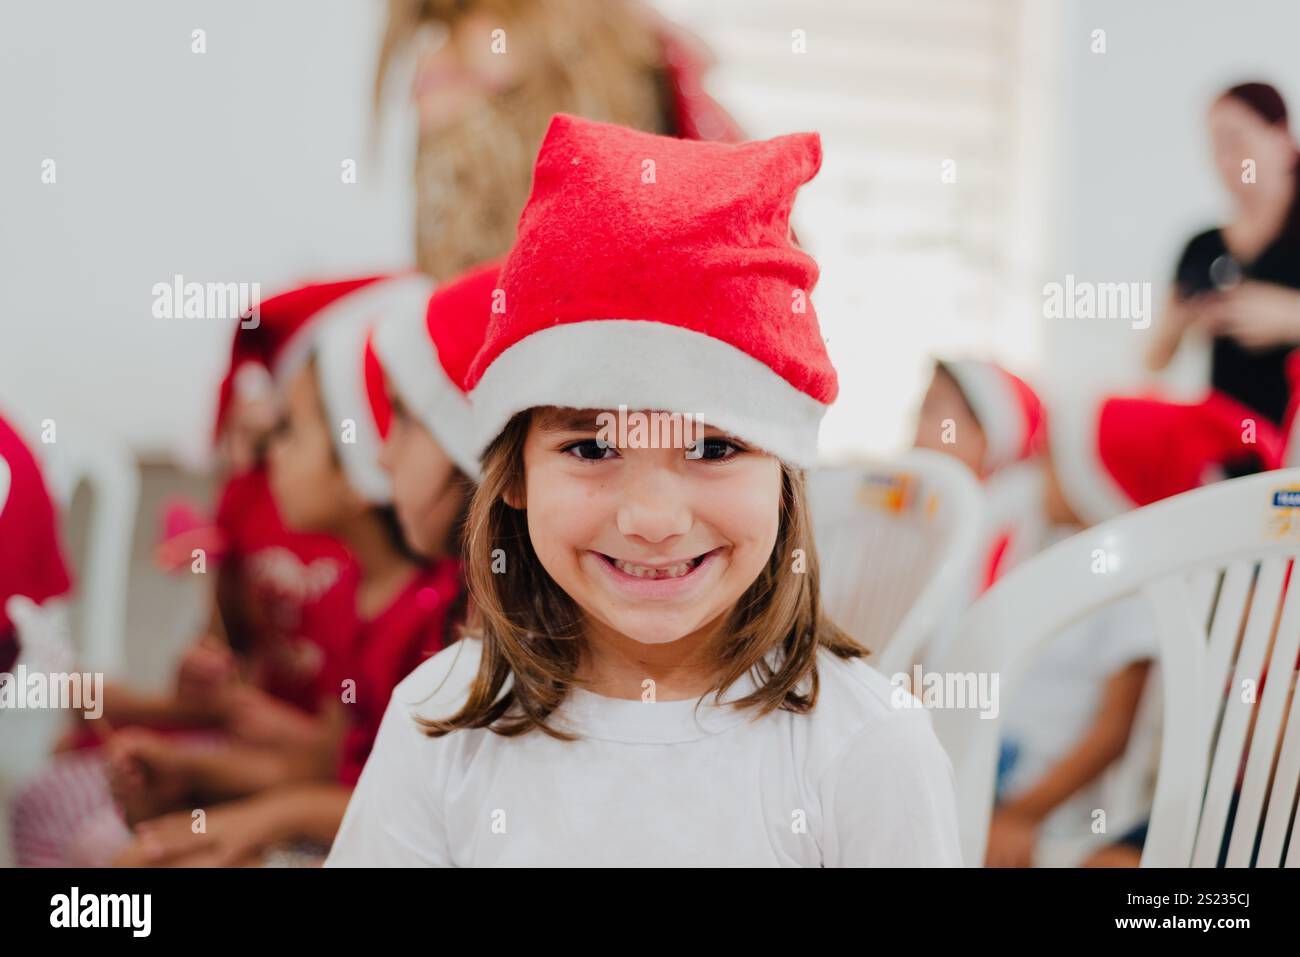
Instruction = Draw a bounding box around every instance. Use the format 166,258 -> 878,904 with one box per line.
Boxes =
29,426 -> 139,675
934,467 -> 1300,867
807,449 -> 983,676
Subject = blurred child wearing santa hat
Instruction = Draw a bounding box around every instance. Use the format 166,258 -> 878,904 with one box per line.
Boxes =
987,388 -> 1282,867
914,358 -> 1048,592
9,276 -> 437,866
111,264 -> 495,867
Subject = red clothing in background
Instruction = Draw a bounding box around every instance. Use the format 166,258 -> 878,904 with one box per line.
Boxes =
333,558 -> 463,786
0,411 -> 73,672
215,467 -> 357,712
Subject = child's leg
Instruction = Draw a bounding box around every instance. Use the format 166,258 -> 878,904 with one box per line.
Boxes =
1082,844 -> 1143,867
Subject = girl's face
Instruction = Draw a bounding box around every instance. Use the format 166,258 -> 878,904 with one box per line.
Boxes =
913,368 -> 987,476
410,12 -> 530,135
517,409 -> 783,647
378,392 -> 463,558
1209,97 -> 1296,204
268,366 -> 363,533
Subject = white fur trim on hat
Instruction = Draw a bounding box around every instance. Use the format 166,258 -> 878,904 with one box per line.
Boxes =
468,319 -> 828,467
372,307 -> 482,480
1048,395 -> 1134,524
272,274 -> 434,387
314,317 -> 391,505
939,360 -> 1020,472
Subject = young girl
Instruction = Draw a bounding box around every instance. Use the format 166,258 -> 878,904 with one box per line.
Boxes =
110,264 -> 494,866
326,114 -> 963,867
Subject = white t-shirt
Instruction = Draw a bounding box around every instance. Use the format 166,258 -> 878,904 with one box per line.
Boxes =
325,638 -> 963,867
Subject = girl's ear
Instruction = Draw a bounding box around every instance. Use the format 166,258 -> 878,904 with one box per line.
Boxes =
500,470 -> 526,511
501,483 -> 526,511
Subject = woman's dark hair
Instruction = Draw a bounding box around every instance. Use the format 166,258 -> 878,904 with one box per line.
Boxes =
1221,82 -> 1300,240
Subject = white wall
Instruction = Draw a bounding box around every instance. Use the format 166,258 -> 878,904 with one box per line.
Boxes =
7,0 -> 1297,463
0,0 -> 416,463
2,0 -> 1051,465
1047,0 -> 1300,401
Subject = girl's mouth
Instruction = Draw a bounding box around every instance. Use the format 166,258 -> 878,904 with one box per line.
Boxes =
597,548 -> 719,581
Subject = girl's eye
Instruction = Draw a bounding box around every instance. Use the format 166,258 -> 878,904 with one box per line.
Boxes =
690,438 -> 744,461
563,439 -> 618,462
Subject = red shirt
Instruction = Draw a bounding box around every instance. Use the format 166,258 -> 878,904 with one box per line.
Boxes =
215,468 -> 356,712
333,558 -> 464,786
0,412 -> 73,672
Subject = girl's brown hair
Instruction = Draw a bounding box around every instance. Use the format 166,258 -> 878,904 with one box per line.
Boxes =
419,409 -> 867,740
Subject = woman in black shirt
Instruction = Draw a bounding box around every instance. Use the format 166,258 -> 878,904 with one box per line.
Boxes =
1148,82 -> 1300,426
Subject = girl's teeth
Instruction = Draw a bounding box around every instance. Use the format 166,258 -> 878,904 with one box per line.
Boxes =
613,558 -> 695,579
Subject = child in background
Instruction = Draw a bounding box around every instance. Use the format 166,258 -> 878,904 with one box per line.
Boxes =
1,410 -> 76,869
327,115 -> 962,867
987,390 -> 1283,867
148,277 -> 433,736
111,264 -> 494,867
6,277 -> 431,868
914,358 -> 1047,592
73,277 -> 430,740
0,411 -> 73,676
378,0 -> 744,281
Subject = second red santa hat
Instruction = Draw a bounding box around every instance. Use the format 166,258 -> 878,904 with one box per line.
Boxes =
1052,390 -> 1283,524
370,260 -> 502,478
464,114 -> 837,467
937,359 -> 1045,472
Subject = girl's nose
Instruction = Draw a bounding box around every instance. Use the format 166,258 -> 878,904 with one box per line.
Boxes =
615,467 -> 692,545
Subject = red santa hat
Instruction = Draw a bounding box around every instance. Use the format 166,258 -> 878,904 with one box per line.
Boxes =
370,260 -> 501,478
936,359 -> 1045,472
214,273 -> 433,440
310,317 -> 398,505
0,412 -> 73,672
301,274 -> 436,504
1051,390 -> 1283,524
465,114 -> 836,467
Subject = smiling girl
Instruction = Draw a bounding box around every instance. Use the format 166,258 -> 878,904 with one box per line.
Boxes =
326,115 -> 962,867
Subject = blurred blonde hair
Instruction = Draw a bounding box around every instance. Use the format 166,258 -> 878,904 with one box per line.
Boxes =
375,0 -> 670,280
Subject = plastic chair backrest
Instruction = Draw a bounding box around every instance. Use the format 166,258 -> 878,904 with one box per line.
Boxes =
34,429 -> 139,674
933,468 -> 1300,867
808,449 -> 983,675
